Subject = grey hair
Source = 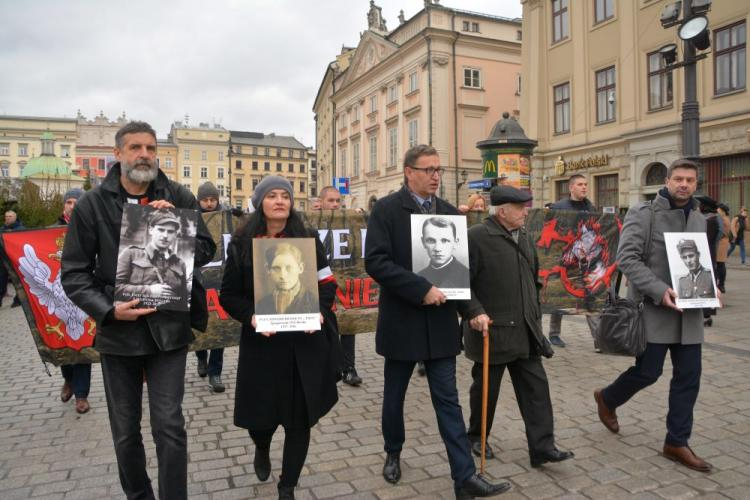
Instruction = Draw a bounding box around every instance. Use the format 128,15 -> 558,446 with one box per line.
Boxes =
115,121 -> 157,149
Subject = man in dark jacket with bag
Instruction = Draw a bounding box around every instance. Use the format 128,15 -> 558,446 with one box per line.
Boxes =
365,144 -> 510,499
594,159 -> 712,473
463,185 -> 573,468
61,121 -> 216,500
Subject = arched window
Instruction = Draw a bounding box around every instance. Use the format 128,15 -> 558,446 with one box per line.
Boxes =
645,162 -> 667,186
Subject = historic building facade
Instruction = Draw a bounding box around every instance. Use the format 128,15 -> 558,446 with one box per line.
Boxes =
75,111 -> 128,185
314,1 -> 522,209
167,121 -> 230,203
0,115 -> 77,179
521,0 -> 749,211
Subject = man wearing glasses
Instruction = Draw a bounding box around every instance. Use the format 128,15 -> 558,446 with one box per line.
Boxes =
366,145 -> 510,498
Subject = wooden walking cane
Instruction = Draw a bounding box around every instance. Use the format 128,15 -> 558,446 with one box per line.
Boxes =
480,328 -> 489,475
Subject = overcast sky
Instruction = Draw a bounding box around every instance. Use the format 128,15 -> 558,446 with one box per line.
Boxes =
0,0 -> 522,147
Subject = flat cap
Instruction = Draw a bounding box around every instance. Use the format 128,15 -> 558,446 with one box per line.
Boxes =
489,185 -> 533,206
677,238 -> 698,254
149,210 -> 181,229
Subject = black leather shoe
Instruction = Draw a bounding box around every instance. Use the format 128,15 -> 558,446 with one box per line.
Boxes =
342,368 -> 362,386
530,448 -> 574,468
197,358 -> 208,378
278,485 -> 295,499
382,452 -> 401,484
254,446 -> 271,481
455,474 -> 511,499
470,439 -> 495,460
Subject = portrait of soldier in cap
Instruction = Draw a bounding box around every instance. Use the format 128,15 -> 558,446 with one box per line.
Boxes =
115,206 -> 197,310
675,238 -> 716,299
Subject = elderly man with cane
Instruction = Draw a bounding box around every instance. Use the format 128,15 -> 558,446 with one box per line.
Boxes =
463,185 -> 573,469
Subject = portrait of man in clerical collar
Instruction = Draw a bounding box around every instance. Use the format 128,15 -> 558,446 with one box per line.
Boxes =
410,214 -> 470,300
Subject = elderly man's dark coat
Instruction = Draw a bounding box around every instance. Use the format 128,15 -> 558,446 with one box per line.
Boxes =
219,228 -> 339,430
365,188 -> 463,361
462,216 -> 553,364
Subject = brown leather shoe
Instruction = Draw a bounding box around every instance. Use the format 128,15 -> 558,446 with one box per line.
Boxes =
594,389 -> 619,433
663,444 -> 712,472
60,382 -> 73,403
75,398 -> 90,414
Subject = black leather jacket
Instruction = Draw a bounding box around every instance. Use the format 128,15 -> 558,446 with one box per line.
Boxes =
61,163 -> 216,355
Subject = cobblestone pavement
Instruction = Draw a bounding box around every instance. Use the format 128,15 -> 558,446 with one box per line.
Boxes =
1,259 -> 749,499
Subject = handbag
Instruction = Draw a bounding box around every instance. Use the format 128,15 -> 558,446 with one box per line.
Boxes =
593,203 -> 654,357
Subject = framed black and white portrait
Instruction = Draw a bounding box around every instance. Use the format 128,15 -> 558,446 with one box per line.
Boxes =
664,232 -> 720,309
410,214 -> 470,300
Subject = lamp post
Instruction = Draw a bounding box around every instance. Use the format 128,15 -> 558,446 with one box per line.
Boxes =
227,142 -> 233,207
454,168 -> 468,205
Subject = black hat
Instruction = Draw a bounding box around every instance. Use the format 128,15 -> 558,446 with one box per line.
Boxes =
197,182 -> 220,201
695,195 -> 718,210
489,185 -> 533,206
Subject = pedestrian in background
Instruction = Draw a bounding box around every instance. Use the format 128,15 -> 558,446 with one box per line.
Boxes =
716,203 -> 731,292
728,206 -> 747,264
1,210 -> 25,308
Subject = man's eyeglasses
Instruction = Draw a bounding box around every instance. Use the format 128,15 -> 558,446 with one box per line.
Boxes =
408,165 -> 442,176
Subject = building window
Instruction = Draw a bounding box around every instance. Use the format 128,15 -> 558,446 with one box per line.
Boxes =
408,119 -> 419,147
595,66 -> 616,123
289,180 -> 294,192
165,157 -> 172,168
553,82 -> 571,134
218,151 -> 224,161
517,30 -> 522,41
516,73 -> 522,95
464,68 -> 481,88
1,161 -> 8,177
235,145 -> 242,154
300,150 -> 305,160
388,127 -> 398,168
552,0 -> 569,44
353,105 -> 360,122
218,167 -> 225,179
276,148 -> 281,157
217,184 -> 225,197
369,95 -> 378,113
235,160 -> 242,169
300,164 -> 305,173
200,166 -> 208,178
715,21 -> 746,95
253,146 -> 258,155
60,145 -> 70,158
555,180 -> 569,201
0,143 -> 8,156
183,166 -> 191,177
648,51 -> 673,110
388,84 -> 398,103
201,150 -> 207,161
288,163 -> 294,173
265,147 -> 270,156
184,183 -> 191,191
18,144 -> 28,156
18,161 -> 26,175
594,0 -> 614,24
264,161 -> 270,171
98,158 -> 105,168
235,177 -> 242,190
595,174 -> 619,209
253,178 -> 259,189
352,142 -> 360,177
300,181 -> 305,193
645,163 -> 667,185
252,161 -> 258,170
287,150 -> 292,158
462,21 -> 479,32
276,162 -> 282,172
300,201 -> 306,210
369,135 -> 378,173
340,148 -> 347,177
184,149 -> 190,160
408,71 -> 418,93
82,158 -> 90,169
236,199 -> 242,209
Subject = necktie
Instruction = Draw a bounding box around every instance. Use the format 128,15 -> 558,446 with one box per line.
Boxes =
422,199 -> 432,212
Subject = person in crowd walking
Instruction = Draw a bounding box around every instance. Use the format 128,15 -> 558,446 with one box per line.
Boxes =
716,203 -> 731,292
593,159 -> 713,473
61,121 -> 216,500
219,175 -> 341,500
365,144 -> 510,499
1,210 -> 25,307
728,206 -> 747,264
463,185 -> 574,468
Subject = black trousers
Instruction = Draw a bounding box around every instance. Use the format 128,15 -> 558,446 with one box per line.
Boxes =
467,357 -> 555,455
248,427 -> 311,488
340,333 -> 355,370
716,262 -> 726,288
100,348 -> 188,500
601,343 -> 701,447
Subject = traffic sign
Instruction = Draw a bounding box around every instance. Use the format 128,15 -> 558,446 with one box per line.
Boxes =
334,177 -> 350,195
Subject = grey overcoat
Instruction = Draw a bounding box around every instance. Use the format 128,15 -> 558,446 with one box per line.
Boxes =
616,194 -> 706,344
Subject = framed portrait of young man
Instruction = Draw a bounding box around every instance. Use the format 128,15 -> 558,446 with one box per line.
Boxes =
253,238 -> 321,332
410,214 -> 470,300
664,232 -> 721,309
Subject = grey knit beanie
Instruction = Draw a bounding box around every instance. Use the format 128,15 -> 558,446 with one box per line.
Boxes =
197,182 -> 220,201
64,188 -> 84,202
251,175 -> 294,209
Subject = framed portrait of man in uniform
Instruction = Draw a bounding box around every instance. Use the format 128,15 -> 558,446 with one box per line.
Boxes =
410,214 -> 470,300
253,238 -> 320,332
114,204 -> 198,311
664,232 -> 721,309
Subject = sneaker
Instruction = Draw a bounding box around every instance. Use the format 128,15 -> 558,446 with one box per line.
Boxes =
342,368 -> 362,387
197,358 -> 208,378
208,375 -> 225,393
549,335 -> 566,348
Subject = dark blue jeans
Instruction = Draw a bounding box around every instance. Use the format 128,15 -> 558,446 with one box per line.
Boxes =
728,239 -> 746,264
195,348 -> 224,376
61,363 -> 92,398
382,357 -> 475,487
601,343 -> 701,447
100,348 -> 188,500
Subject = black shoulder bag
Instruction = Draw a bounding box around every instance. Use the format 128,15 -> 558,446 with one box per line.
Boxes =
593,203 -> 653,357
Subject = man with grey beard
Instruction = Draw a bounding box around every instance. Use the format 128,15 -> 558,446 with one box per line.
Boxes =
61,121 -> 216,500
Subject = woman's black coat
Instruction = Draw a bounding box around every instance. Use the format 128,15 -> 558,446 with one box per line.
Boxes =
219,225 -> 339,430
